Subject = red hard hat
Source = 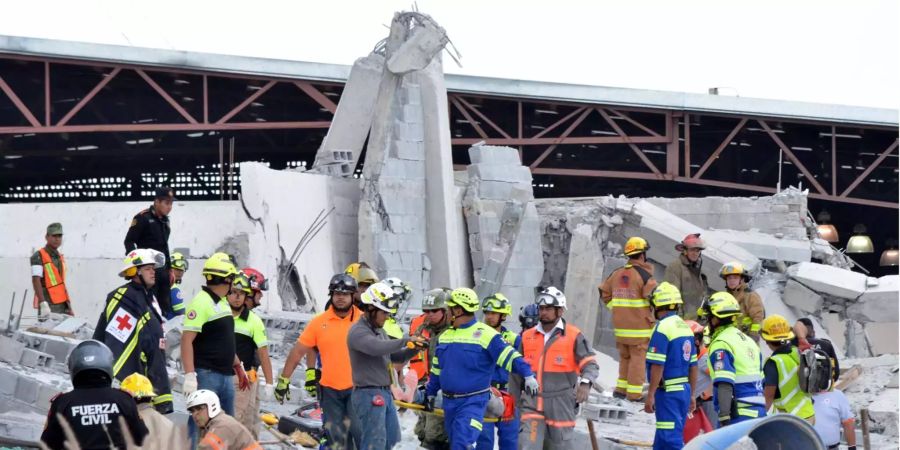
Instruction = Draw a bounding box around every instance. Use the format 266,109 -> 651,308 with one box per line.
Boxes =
242,267 -> 268,293
676,233 -> 706,251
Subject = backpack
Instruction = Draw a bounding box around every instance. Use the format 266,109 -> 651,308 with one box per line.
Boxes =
799,347 -> 832,394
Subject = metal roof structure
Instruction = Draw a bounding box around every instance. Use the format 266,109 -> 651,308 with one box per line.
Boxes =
1,35 -> 896,127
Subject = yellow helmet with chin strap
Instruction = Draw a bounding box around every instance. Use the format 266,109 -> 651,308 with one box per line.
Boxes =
448,288 -> 480,313
624,237 -> 650,256
649,282 -> 683,309
202,252 -> 238,281
700,291 -> 741,319
482,293 -> 512,315
761,314 -> 795,342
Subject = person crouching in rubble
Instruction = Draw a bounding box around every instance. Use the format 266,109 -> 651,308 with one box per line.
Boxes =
42,340 -> 149,449
121,373 -> 181,446
348,282 -> 426,450
93,248 -> 173,413
228,270 -> 274,439
188,389 -> 261,450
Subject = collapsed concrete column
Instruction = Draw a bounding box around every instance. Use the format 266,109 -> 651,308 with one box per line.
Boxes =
563,223 -> 604,339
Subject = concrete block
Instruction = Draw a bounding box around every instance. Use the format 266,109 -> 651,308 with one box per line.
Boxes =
37,384 -> 63,409
564,224 -> 602,339
468,145 -> 522,166
782,280 -> 824,314
468,164 -> 532,184
865,322 -> 899,355
845,320 -> 872,358
0,366 -> 17,395
868,387 -> 899,437
704,229 -> 811,263
0,335 -> 25,363
15,376 -> 39,404
52,317 -> 87,334
786,262 -> 868,300
20,348 -> 54,368
821,312 -> 846,358
848,275 -> 900,323
42,338 -> 77,362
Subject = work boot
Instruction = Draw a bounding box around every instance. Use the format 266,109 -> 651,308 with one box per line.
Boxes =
612,391 -> 627,400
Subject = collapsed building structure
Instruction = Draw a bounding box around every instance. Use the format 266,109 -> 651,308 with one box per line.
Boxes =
0,10 -> 897,450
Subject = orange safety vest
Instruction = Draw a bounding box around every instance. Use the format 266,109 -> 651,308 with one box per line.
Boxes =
521,322 -> 595,413
408,314 -> 431,380
36,248 -> 69,305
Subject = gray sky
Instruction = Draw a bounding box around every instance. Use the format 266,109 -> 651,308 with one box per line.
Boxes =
2,0 -> 897,109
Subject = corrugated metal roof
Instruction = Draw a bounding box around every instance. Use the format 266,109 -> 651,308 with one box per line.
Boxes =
1,34 -> 896,127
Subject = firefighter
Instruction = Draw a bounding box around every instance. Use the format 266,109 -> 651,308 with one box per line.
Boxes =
120,373 -> 179,446
720,262 -> 765,341
167,251 -> 188,319
92,248 -> 173,413
30,222 -> 73,318
41,340 -> 148,449
519,303 -> 539,330
188,389 -> 262,450
124,187 -> 175,317
761,315 -> 816,424
411,288 -> 453,450
516,287 -> 598,450
700,292 -> 766,426
664,233 -> 709,320
423,287 -> 538,450
643,282 -> 698,450
477,293 -> 520,450
600,236 -> 658,401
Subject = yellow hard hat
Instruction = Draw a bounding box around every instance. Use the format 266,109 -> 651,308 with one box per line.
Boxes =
232,271 -> 253,295
121,373 -> 156,399
650,282 -> 683,309
704,292 -> 741,319
202,252 -> 238,280
448,287 -> 480,313
345,262 -> 379,285
171,252 -> 189,271
720,262 -> 748,280
624,237 -> 650,256
761,314 -> 795,342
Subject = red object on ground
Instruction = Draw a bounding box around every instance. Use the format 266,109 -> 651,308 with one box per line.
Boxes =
683,407 -> 713,443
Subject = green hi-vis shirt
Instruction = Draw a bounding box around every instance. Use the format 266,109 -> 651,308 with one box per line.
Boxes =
184,287 -> 235,375
234,308 -> 268,371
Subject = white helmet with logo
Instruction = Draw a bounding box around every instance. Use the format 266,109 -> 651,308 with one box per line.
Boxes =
186,389 -> 222,418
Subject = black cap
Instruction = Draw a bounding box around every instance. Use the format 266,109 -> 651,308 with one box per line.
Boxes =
154,187 -> 176,200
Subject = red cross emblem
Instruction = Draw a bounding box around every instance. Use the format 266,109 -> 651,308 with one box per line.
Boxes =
115,313 -> 134,331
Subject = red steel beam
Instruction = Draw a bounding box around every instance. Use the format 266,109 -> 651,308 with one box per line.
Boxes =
529,108 -> 593,169
44,62 -> 50,126
684,113 -> 691,177
0,74 -> 41,127
216,80 -> 276,124
532,167 -> 663,181
456,96 -> 511,139
450,96 -> 488,139
451,136 -> 670,146
294,81 -> 337,114
692,118 -> 747,179
597,107 -> 661,175
840,139 -> 898,197
532,107 -> 586,139
607,108 -> 661,137
57,68 -> 121,126
758,120 -> 827,195
831,126 -> 837,195
666,112 -> 680,176
135,69 -> 198,124
0,121 -> 330,134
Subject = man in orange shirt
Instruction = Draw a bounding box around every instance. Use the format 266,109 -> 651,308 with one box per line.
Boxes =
275,273 -> 360,450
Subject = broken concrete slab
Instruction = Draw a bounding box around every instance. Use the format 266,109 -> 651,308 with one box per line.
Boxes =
564,223 -> 603,339
847,275 -> 900,324
786,261 -> 868,300
865,322 -> 899,356
0,335 -> 25,364
52,317 -> 87,335
868,387 -> 899,438
821,312 -> 847,358
704,229 -> 812,263
782,279 -> 824,314
845,319 -> 873,358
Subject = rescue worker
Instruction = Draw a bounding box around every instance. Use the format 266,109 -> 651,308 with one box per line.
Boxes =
688,320 -> 718,429
31,222 -> 73,318
643,282 -> 698,450
411,288 -> 453,450
382,277 -> 412,339
761,315 -> 816,424
600,236 -> 658,401
229,271 -> 275,439
92,248 -> 173,413
345,262 -> 379,306
477,293 -> 520,450
120,373 -> 180,446
167,251 -> 189,319
425,287 -> 538,450
276,273 -> 360,450
720,262 -> 765,341
348,282 -> 426,450
188,389 -> 261,450
124,187 -> 175,317
519,303 -> 539,331
796,317 -> 840,383
181,252 -> 251,445
41,340 -> 148,449
664,233 -> 709,320
700,292 -> 766,426
516,287 -> 598,450
242,267 -> 269,309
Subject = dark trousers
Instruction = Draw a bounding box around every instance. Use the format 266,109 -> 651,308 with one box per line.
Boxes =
153,267 -> 172,316
321,386 -> 357,450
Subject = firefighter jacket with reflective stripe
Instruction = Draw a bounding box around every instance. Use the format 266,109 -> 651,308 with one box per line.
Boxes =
425,318 -> 532,397
768,346 -> 815,419
199,413 -> 262,450
728,283 -> 766,338
518,319 -> 599,417
600,260 -> 658,344
35,247 -> 70,305
646,313 -> 698,391
708,325 -> 765,407
92,282 -> 173,411
663,254 -> 708,320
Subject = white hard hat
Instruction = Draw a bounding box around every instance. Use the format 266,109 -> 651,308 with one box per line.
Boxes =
535,286 -> 567,309
361,282 -> 399,314
186,389 -> 222,419
119,249 -> 165,278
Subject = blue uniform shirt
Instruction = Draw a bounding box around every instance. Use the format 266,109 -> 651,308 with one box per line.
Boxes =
646,312 -> 697,384
427,318 -> 532,397
491,327 -> 521,387
165,282 -> 185,320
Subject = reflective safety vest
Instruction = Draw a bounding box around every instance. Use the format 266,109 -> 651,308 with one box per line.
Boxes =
708,325 -> 765,407
408,314 -> 429,380
38,248 -> 69,304
769,347 -> 816,419
383,317 -> 403,339
522,322 -> 596,411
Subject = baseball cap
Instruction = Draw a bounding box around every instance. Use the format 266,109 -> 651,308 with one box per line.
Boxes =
46,223 -> 63,236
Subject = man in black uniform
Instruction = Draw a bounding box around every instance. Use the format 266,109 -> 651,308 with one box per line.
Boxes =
124,186 -> 174,316
41,340 -> 148,449
93,248 -> 174,414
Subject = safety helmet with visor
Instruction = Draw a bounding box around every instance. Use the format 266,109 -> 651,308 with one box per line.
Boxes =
119,249 -> 165,278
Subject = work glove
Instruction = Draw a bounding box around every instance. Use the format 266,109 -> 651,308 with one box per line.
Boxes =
38,302 -> 51,321
405,335 -> 428,349
182,372 -> 198,396
234,364 -> 251,391
274,375 -> 291,403
413,386 -> 427,404
575,381 -> 591,404
305,368 -> 321,398
423,395 -> 436,412
524,375 -> 540,396
259,382 -> 275,401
